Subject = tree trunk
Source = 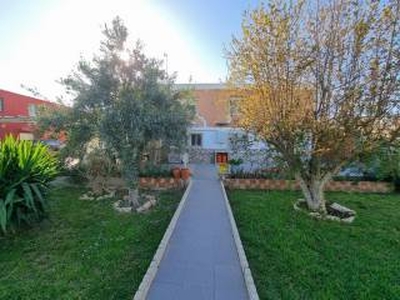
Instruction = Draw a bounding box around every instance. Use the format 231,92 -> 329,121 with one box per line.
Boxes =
296,174 -> 329,214
127,187 -> 140,207
121,149 -> 141,208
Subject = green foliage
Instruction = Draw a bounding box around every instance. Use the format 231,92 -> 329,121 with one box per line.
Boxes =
229,168 -> 289,179
83,148 -> 120,179
37,17 -> 193,190
59,164 -> 87,184
228,158 -> 243,166
363,140 -> 400,191
0,187 -> 182,299
0,136 -> 58,233
139,163 -> 171,178
229,190 -> 400,299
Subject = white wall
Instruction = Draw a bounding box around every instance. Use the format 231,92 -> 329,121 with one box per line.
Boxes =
188,127 -> 268,151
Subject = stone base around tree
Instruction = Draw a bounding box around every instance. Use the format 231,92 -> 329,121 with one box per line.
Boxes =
113,194 -> 157,213
294,199 -> 356,223
79,190 -> 116,201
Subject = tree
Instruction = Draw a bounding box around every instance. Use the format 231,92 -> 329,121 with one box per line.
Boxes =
38,17 -> 193,205
227,0 -> 400,212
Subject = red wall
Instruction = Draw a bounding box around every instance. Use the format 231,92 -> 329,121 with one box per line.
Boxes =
0,89 -> 54,140
0,89 -> 51,117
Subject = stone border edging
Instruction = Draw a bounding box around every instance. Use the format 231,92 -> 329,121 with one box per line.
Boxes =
133,180 -> 193,300
223,178 -> 392,193
220,181 -> 260,300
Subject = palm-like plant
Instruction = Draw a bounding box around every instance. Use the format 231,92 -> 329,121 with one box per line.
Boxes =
0,136 -> 58,233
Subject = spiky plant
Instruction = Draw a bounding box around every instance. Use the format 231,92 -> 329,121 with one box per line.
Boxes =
0,136 -> 58,233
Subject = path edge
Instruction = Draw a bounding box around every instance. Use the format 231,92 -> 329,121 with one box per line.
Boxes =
133,180 -> 193,300
220,181 -> 260,300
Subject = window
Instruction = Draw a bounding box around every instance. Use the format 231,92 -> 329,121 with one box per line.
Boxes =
0,98 -> 3,111
28,104 -> 37,117
229,97 -> 240,117
190,133 -> 202,147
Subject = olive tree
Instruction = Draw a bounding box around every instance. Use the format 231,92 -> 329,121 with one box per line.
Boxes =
39,17 -> 193,204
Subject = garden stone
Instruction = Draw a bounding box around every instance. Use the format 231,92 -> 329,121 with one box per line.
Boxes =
113,200 -> 133,213
341,216 -> 355,223
80,193 -> 95,201
325,215 -> 341,222
136,196 -> 157,213
330,203 -> 356,216
96,191 -> 115,201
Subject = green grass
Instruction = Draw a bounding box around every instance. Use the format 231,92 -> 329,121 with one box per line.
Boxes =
228,190 -> 400,300
0,187 -> 182,300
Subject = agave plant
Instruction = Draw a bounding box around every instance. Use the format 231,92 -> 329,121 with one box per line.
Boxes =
0,136 -> 58,233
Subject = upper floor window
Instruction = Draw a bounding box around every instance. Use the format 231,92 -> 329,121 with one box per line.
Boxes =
190,133 -> 202,147
0,98 -> 4,111
229,97 -> 240,117
28,104 -> 37,117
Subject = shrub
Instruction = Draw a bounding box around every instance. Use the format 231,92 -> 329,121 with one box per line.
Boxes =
139,163 -> 171,178
0,136 -> 58,233
82,148 -> 120,179
228,158 -> 243,166
229,168 -> 290,179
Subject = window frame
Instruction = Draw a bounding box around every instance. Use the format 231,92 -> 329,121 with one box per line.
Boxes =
190,133 -> 203,147
28,104 -> 37,117
229,96 -> 241,117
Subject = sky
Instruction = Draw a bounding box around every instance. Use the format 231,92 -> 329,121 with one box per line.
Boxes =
0,0 -> 259,101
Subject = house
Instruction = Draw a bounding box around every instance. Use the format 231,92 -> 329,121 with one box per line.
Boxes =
0,89 -> 56,140
176,83 -> 267,167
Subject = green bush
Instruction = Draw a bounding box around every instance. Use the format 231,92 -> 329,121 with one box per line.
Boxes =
0,136 -> 58,233
139,162 -> 171,178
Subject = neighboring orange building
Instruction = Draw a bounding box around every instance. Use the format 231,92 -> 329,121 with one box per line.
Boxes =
0,89 -> 56,140
177,83 -> 240,127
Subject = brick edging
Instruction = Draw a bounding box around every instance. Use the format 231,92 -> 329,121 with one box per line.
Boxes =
133,180 -> 193,300
223,178 -> 392,193
139,177 -> 182,189
220,181 -> 260,300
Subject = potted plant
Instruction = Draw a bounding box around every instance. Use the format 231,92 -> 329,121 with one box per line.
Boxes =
181,167 -> 191,180
171,166 -> 181,179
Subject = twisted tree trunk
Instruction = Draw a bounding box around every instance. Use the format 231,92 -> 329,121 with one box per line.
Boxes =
296,173 -> 331,214
127,187 -> 140,207
121,148 -> 141,208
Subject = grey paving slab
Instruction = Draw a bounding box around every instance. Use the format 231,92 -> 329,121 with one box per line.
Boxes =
147,164 -> 248,300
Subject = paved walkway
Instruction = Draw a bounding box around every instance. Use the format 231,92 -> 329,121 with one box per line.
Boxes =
147,164 -> 248,300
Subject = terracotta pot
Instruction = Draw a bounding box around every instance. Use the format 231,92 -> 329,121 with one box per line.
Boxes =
181,168 -> 191,180
172,167 -> 181,179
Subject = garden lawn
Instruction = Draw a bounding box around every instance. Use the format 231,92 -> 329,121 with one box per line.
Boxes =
0,187 -> 182,300
228,190 -> 400,300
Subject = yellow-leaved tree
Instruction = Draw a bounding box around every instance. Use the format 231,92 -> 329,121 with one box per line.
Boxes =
227,0 -> 400,213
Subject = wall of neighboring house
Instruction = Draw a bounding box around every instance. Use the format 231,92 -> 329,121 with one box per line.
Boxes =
190,127 -> 230,149
0,89 -> 54,140
188,126 -> 269,168
178,83 -> 270,167
188,127 -> 232,163
175,83 -> 269,167
177,83 -> 240,126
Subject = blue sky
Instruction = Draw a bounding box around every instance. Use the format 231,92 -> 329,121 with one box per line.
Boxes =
0,0 -> 258,101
